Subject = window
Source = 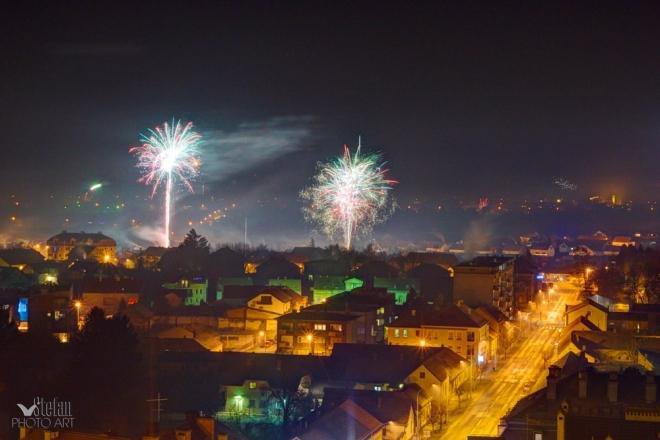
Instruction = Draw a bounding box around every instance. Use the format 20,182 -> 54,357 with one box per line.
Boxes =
467,331 -> 475,342
419,371 -> 426,379
377,307 -> 385,315
376,319 -> 384,326
534,434 -> 542,440
456,332 -> 462,341
259,295 -> 273,305
249,382 -> 256,389
314,323 -> 326,331
374,386 -> 382,391
402,329 -> 408,337
330,324 -> 343,332
394,329 -> 400,338
415,330 -> 420,337
467,345 -> 474,356
357,327 -> 366,335
448,331 -> 454,340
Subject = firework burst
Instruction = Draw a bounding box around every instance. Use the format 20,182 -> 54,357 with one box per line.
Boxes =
130,119 -> 201,247
301,138 -> 396,249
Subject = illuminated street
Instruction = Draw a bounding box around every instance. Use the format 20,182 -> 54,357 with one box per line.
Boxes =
439,281 -> 580,439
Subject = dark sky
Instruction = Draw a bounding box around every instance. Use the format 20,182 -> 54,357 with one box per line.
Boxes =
1,2 -> 659,247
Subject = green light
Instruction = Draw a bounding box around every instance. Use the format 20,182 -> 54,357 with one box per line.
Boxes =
89,183 -> 103,191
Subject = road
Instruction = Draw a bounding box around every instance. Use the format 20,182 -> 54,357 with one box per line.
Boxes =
438,282 -> 579,439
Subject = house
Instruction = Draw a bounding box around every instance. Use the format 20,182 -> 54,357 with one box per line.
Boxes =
512,256 -> 539,309
325,344 -> 468,415
501,365 -> 660,440
474,305 -> 512,359
295,389 -> 419,440
156,351 -> 327,423
305,287 -> 396,343
246,286 -> 307,315
293,399 -> 385,440
564,296 -> 610,331
27,290 -> 75,337
267,277 -> 302,294
276,310 -> 365,355
79,278 -> 141,316
529,244 -> 555,258
407,263 -> 453,304
46,231 -> 117,263
400,252 -> 458,271
0,248 -> 44,272
303,259 -> 352,299
453,256 -> 515,318
254,256 -> 301,283
309,275 -> 350,304
163,277 -> 209,306
608,303 -> 660,334
611,235 -> 635,247
385,304 -> 490,366
138,246 -> 168,268
373,277 -> 420,305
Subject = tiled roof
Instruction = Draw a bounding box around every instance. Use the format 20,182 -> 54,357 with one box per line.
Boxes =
327,343 -> 461,384
298,399 -> 384,440
321,388 -> 414,425
0,248 -> 45,265
388,304 -> 487,328
47,231 -> 116,246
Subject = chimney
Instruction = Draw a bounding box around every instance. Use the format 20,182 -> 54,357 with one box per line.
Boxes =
578,370 -> 588,399
547,365 -> 560,400
645,372 -> 657,404
607,372 -> 618,403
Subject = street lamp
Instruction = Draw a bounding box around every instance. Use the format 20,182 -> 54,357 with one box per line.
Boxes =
419,338 -> 427,348
258,330 -> 265,352
74,300 -> 82,330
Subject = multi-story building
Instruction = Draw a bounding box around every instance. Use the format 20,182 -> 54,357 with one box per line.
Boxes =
276,310 -> 365,355
46,231 -> 117,263
306,287 -> 396,343
453,256 -> 515,318
385,304 -> 491,366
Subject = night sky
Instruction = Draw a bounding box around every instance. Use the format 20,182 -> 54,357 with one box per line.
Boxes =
1,2 -> 659,248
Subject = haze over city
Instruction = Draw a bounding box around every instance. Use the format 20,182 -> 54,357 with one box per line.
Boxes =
0,3 -> 659,440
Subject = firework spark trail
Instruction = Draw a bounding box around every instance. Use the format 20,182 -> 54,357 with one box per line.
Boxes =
130,119 -> 201,247
301,138 -> 396,249
554,177 -> 577,191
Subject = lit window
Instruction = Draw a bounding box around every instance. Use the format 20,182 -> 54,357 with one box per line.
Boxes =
394,329 -> 400,338
314,323 -> 326,331
534,434 -> 542,440
402,329 -> 408,337
249,382 -> 256,389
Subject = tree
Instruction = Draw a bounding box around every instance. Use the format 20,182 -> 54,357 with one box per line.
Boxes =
181,229 -> 210,251
159,229 -> 210,280
67,307 -> 147,436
